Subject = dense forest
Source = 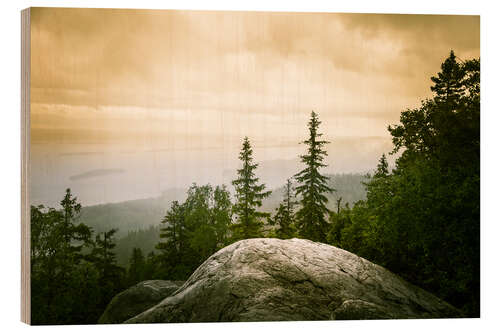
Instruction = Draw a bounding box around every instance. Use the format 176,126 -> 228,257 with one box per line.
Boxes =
30,51 -> 479,324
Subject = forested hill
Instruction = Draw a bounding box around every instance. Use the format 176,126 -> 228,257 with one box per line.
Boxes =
114,225 -> 161,267
80,173 -> 368,238
79,188 -> 186,238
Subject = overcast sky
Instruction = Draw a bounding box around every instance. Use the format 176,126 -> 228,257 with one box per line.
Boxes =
29,8 -> 480,205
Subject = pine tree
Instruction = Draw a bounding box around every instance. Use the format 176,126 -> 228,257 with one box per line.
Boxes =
91,228 -> 125,310
127,247 -> 146,286
430,50 -> 465,107
58,189 -> 92,266
231,137 -> 271,241
143,251 -> 159,280
92,229 -> 120,276
60,188 -> 82,244
294,111 -> 334,242
374,154 -> 389,178
156,200 -> 189,278
269,178 -> 297,239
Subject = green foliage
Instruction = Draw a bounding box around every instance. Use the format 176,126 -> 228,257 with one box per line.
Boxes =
387,53 -> 479,316
212,186 -> 233,245
127,248 -> 146,286
327,200 -> 350,247
268,179 -> 297,239
261,173 -> 368,214
143,251 -> 162,280
327,51 -> 480,316
155,184 -> 233,280
114,225 -> 160,267
90,229 -> 126,310
30,189 -> 126,325
231,137 -> 272,241
294,111 -> 334,242
156,200 -> 191,279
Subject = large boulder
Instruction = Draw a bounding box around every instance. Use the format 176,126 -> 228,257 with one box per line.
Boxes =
126,238 -> 460,323
99,280 -> 184,324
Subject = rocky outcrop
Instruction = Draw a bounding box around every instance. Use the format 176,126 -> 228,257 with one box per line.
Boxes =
125,238 -> 460,323
98,280 -> 184,324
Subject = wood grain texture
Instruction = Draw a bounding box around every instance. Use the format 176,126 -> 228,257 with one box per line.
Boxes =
21,7 -> 31,325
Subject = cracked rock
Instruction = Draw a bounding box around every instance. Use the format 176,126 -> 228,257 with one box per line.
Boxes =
125,238 -> 460,323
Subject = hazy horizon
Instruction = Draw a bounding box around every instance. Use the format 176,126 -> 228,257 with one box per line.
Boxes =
30,142 -> 379,207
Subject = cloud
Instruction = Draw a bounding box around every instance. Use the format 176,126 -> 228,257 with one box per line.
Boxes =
30,8 -> 479,151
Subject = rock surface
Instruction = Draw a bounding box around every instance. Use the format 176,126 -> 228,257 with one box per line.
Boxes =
98,280 -> 184,324
125,238 -> 460,323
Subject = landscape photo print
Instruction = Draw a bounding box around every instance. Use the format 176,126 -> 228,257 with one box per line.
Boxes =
27,7 -> 480,324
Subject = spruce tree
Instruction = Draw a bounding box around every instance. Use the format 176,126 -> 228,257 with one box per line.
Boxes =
374,154 -> 389,178
430,50 -> 465,106
156,200 -> 190,279
91,228 -> 124,310
269,178 -> 297,239
294,111 -> 333,242
231,137 -> 271,241
127,247 -> 146,286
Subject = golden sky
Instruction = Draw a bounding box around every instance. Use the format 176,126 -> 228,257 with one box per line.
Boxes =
30,7 -> 479,165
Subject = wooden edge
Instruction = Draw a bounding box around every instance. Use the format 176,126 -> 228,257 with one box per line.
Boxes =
21,7 -> 31,325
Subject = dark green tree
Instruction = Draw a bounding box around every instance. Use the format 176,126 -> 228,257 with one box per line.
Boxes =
184,185 -> 214,259
187,184 -> 233,256
430,50 -> 465,105
60,188 -> 82,243
389,52 -> 479,316
269,178 -> 297,239
155,184 -> 232,280
30,189 -> 104,325
374,154 -> 389,177
327,201 -> 352,248
127,247 -> 146,286
212,185 -> 233,247
91,228 -> 125,311
294,111 -> 334,242
337,51 -> 480,316
156,200 -> 191,279
143,251 -> 160,279
231,137 -> 271,241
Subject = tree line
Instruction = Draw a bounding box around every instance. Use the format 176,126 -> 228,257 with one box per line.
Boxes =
30,51 -> 479,324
